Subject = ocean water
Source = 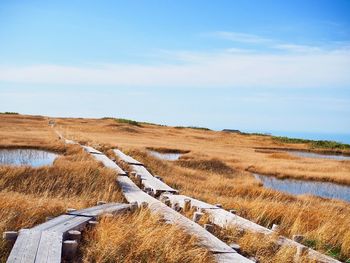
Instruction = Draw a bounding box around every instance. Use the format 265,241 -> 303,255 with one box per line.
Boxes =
255,131 -> 350,145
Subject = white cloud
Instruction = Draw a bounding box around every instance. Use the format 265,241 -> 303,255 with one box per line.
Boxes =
207,31 -> 344,54
208,31 -> 273,44
273,44 -> 323,53
0,49 -> 349,88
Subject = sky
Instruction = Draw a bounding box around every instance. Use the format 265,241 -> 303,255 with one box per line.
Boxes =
0,0 -> 350,138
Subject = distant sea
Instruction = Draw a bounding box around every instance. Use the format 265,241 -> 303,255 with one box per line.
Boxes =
261,131 -> 350,145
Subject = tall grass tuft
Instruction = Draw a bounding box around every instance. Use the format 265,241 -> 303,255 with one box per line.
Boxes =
80,209 -> 214,263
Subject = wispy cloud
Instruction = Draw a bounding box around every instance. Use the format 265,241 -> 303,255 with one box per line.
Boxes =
208,31 -> 273,44
1,48 -> 349,88
273,44 -> 323,53
1,31 -> 349,89
208,31 -> 341,54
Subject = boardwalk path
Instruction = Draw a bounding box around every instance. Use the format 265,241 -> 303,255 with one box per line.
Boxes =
162,194 -> 340,263
111,148 -> 340,263
6,203 -> 131,263
87,147 -> 252,263
49,129 -> 340,263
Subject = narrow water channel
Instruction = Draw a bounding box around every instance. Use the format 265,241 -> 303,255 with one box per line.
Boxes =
0,149 -> 59,167
287,150 -> 350,160
148,150 -> 182,161
254,173 -> 350,202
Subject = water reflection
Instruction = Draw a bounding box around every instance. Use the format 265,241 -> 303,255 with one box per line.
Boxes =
148,150 -> 182,161
0,149 -> 59,167
254,173 -> 350,202
287,150 -> 350,160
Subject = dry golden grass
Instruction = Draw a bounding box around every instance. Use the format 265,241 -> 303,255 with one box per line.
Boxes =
0,114 -> 64,151
1,114 -> 350,262
218,228 -> 313,263
0,144 -> 125,261
0,115 -> 214,262
0,191 -> 78,260
53,116 -> 350,185
122,150 -> 350,262
0,145 -> 123,203
81,209 -> 214,263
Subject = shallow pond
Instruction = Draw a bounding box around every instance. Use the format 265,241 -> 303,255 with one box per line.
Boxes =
254,173 -> 350,202
148,150 -> 182,161
0,149 -> 59,167
287,150 -> 350,161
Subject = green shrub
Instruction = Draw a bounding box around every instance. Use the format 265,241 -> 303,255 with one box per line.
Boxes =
0,112 -> 19,115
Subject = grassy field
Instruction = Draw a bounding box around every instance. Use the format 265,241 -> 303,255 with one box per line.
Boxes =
0,114 -> 349,262
0,115 -> 212,262
54,116 -> 350,185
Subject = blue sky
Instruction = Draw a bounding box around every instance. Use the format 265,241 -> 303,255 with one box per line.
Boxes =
1,0 -> 350,137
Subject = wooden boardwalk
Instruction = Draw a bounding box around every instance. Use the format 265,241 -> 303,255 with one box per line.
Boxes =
51,131 -> 339,263
113,149 -> 143,165
86,147 -> 252,262
6,203 -> 131,263
117,174 -> 252,262
82,146 -> 127,175
163,194 -> 341,263
130,164 -> 178,195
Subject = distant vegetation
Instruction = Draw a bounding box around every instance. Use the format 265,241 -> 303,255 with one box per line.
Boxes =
139,121 -> 166,127
229,130 -> 350,150
175,126 -> 211,131
240,132 -> 271,136
273,136 -> 350,150
0,112 -> 19,115
102,117 -> 166,127
114,118 -> 141,126
101,117 -> 141,126
103,117 -> 211,130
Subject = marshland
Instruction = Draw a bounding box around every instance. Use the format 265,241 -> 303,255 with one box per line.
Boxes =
0,114 -> 349,262
2,1 -> 350,262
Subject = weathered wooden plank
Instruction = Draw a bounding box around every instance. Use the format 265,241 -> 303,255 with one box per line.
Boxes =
7,230 -> 42,263
164,194 -> 273,234
64,139 -> 76,145
48,216 -> 91,234
6,230 -> 30,263
116,176 -> 252,262
68,203 -> 131,217
7,203 -> 133,263
113,149 -> 143,165
165,195 -> 220,210
117,176 -> 156,204
82,145 -> 102,154
90,153 -> 127,175
130,164 -> 178,194
214,253 -> 252,263
164,194 -> 341,263
31,215 -> 76,232
34,231 -> 62,263
129,165 -> 153,179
